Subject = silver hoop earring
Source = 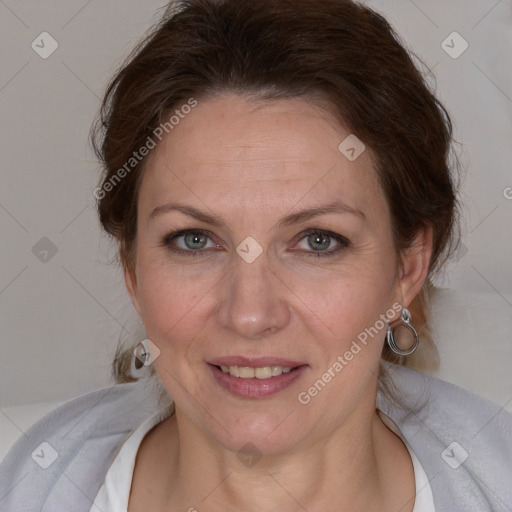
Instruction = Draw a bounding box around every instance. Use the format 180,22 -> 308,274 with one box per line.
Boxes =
386,307 -> 419,356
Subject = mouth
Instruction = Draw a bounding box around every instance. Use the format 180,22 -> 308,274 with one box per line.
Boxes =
207,357 -> 308,398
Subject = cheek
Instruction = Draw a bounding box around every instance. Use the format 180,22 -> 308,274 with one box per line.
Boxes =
133,258 -> 242,431
138,267 -> 205,331
300,274 -> 393,359
288,257 -> 398,385
292,246 -> 397,327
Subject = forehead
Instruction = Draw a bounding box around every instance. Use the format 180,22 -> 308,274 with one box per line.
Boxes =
140,93 -> 384,220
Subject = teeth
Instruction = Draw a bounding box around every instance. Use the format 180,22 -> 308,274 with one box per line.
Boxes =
219,365 -> 293,378
271,366 -> 282,376
255,367 -> 271,379
239,366 -> 255,378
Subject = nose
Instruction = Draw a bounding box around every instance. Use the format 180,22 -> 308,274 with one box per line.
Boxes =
216,252 -> 291,340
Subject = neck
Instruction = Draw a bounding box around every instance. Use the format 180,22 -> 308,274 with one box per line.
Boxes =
152,399 -> 415,512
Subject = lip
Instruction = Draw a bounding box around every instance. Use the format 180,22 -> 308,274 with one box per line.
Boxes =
208,356 -> 305,368
207,361 -> 308,399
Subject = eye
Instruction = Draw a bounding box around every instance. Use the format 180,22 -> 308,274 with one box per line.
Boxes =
294,229 -> 350,257
162,229 -> 219,255
162,228 -> 350,258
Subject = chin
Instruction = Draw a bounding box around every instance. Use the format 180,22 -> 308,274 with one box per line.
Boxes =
205,409 -> 307,457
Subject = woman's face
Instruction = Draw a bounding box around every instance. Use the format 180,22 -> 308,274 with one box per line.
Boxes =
127,93 -> 426,455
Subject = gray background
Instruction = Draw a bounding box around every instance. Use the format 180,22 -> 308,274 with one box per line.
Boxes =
0,0 -> 511,411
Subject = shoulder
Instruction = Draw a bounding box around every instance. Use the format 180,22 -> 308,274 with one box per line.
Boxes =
0,376 -> 171,512
378,362 -> 512,511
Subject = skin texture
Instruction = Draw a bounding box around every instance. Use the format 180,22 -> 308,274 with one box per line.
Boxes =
125,94 -> 432,511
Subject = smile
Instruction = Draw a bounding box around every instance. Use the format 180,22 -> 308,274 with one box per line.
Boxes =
207,361 -> 308,398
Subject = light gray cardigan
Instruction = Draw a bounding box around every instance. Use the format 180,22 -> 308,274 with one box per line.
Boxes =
1,362 -> 511,511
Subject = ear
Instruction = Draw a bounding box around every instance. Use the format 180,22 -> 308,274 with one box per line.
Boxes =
124,264 -> 142,316
396,225 -> 433,308
122,245 -> 142,317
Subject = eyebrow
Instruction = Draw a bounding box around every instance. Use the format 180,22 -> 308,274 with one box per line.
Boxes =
276,201 -> 365,227
149,200 -> 365,228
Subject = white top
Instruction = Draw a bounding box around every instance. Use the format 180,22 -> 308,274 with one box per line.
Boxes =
90,405 -> 435,512
379,410 -> 436,511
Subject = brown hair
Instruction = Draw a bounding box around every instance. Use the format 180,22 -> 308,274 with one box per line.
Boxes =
92,0 -> 459,384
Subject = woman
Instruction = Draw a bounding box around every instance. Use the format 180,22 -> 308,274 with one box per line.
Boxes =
1,0 -> 511,511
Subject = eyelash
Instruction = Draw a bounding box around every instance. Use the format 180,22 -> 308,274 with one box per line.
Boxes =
161,229 -> 350,258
